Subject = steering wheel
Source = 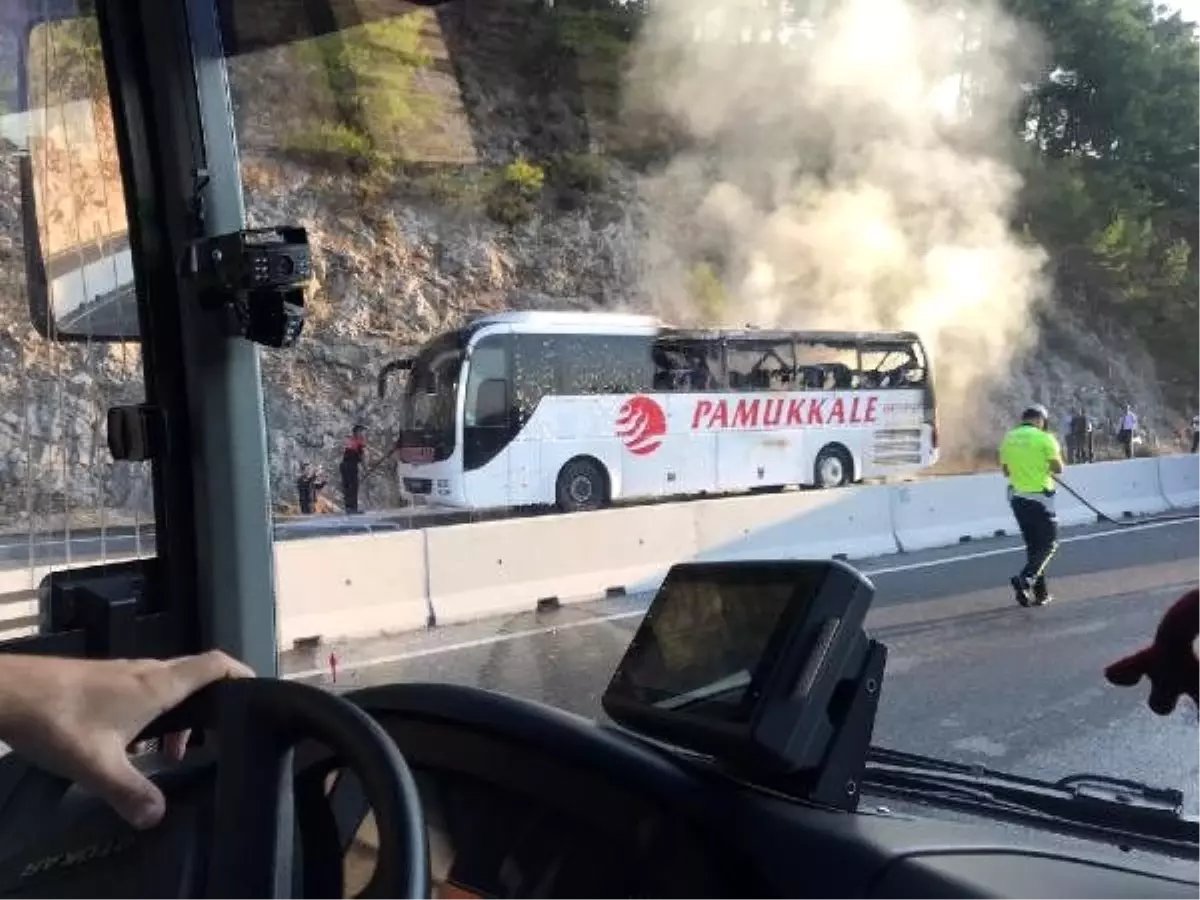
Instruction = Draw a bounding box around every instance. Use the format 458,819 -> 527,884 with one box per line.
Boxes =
0,678 -> 429,899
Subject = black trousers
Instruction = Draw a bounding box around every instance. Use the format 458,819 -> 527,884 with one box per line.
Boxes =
1010,496 -> 1058,590
1118,429 -> 1134,458
1191,432 -> 1198,454
340,463 -> 361,513
1068,433 -> 1094,463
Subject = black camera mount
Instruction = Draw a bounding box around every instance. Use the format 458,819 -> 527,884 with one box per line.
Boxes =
186,225 -> 311,348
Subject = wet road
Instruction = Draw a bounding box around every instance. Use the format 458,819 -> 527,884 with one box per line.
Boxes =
283,515 -> 1200,814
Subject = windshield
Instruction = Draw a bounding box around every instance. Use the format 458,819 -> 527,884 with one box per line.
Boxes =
399,332 -> 465,458
1,0 -> 1195,858
221,0 -> 1196,817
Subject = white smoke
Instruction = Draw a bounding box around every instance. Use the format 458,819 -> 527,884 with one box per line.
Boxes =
623,0 -> 1050,456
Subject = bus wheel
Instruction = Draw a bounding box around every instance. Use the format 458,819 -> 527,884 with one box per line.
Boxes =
814,446 -> 852,489
556,458 -> 608,512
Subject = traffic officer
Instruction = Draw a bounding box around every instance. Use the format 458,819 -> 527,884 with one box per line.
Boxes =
999,404 -> 1064,607
340,424 -> 367,514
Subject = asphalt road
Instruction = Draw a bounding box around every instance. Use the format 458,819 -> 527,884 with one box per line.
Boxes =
282,515 -> 1200,815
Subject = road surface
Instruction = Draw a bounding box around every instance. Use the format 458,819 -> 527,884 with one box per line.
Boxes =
282,515 -> 1200,815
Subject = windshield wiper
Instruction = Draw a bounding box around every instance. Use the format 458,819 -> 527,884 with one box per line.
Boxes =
862,746 -> 1197,860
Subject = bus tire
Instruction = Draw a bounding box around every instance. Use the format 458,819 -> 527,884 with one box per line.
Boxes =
814,445 -> 853,489
555,457 -> 609,513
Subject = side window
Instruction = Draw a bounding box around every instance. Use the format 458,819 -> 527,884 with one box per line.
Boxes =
859,345 -> 926,389
0,7 -> 153,645
605,336 -> 654,394
651,340 -> 722,392
464,334 -> 510,427
558,335 -> 653,395
725,340 -> 795,391
795,341 -> 859,390
513,334 -> 559,422
463,333 -> 513,473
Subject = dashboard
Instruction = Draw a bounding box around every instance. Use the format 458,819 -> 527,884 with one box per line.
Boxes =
339,682 -> 1199,899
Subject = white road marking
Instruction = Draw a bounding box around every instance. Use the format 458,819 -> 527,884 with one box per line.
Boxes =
865,516 -> 1196,577
286,516 -> 1198,680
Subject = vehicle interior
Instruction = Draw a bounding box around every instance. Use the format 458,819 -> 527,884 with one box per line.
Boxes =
0,0 -> 1194,897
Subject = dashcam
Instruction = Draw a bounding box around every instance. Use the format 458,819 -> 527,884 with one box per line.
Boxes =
188,226 -> 310,349
602,559 -> 886,806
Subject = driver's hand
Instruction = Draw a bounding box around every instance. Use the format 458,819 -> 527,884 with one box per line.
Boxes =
0,650 -> 252,829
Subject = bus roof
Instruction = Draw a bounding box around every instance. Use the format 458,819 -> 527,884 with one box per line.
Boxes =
467,310 -> 662,329
460,311 -> 923,347
664,327 -> 923,346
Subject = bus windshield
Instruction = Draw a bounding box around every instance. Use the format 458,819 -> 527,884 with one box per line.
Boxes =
401,331 -> 466,459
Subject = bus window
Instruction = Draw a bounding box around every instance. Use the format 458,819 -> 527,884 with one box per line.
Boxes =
513,334 -> 559,423
652,339 -> 722,392
558,335 -> 653,395
794,341 -> 859,390
725,339 -> 795,391
463,334 -> 513,472
465,335 -> 510,427
859,344 -> 926,389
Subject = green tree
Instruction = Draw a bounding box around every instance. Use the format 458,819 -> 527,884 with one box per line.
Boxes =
1007,0 -> 1198,403
291,13 -> 434,168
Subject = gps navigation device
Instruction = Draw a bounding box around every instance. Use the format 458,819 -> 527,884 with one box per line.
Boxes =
602,560 -> 885,804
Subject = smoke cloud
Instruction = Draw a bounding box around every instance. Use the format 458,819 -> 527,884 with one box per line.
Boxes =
623,0 -> 1049,457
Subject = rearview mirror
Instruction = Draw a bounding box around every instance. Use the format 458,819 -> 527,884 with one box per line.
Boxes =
377,357 -> 414,399
21,16 -> 140,342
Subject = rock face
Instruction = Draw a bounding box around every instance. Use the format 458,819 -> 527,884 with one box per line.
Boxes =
0,1 -> 1189,527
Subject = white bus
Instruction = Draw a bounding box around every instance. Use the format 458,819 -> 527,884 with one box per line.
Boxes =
381,311 -> 939,512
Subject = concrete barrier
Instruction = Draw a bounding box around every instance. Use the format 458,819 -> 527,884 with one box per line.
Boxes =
1157,454 -> 1199,510
692,486 -> 898,564
890,473 -> 1013,552
1053,458 -> 1169,522
274,531 -> 429,648
424,502 -> 699,626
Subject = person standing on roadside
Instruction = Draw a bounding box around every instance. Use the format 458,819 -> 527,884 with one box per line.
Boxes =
296,462 -> 326,515
999,404 -> 1063,608
1191,413 -> 1198,454
340,424 -> 367,514
1063,410 -> 1079,465
1117,405 -> 1138,459
1069,407 -> 1094,464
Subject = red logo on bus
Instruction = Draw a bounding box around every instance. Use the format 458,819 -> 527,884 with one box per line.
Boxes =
616,395 -> 666,456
